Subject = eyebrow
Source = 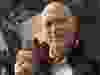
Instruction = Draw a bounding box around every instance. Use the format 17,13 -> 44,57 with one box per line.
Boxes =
48,17 -> 67,24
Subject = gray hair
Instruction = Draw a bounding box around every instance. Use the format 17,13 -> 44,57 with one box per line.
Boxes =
40,2 -> 72,16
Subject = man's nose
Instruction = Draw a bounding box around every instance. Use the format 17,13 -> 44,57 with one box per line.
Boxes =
51,24 -> 56,33
48,24 -> 56,42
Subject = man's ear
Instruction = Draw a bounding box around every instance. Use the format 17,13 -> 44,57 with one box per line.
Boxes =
32,32 -> 41,41
72,16 -> 80,32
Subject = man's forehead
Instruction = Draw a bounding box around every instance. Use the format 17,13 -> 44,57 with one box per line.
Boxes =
46,16 -> 72,23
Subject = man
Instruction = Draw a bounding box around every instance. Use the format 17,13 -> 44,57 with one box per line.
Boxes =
32,1 -> 79,64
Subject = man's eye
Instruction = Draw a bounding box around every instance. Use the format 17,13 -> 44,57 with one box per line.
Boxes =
47,22 -> 52,27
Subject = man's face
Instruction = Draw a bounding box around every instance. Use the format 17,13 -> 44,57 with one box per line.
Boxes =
44,17 -> 75,40
43,16 -> 80,49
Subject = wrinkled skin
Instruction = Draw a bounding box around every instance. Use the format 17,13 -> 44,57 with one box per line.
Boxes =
32,2 -> 80,64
